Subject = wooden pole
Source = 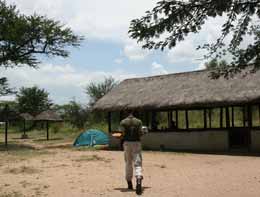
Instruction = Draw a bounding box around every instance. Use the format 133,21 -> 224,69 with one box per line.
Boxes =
185,110 -> 189,130
23,120 -> 26,136
209,109 -> 212,129
46,120 -> 49,140
226,107 -> 230,128
5,121 -> 8,148
243,106 -> 246,127
220,107 -> 223,128
108,112 -> 112,133
4,104 -> 9,148
231,106 -> 234,127
204,109 -> 207,129
175,110 -> 178,129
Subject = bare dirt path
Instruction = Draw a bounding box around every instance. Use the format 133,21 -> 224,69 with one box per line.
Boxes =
1,146 -> 260,197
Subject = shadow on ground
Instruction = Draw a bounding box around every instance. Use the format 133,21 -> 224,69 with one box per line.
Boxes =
114,186 -> 151,193
33,137 -> 64,142
0,143 -> 36,151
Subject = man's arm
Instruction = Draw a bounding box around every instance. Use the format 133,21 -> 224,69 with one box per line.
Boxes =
138,120 -> 143,137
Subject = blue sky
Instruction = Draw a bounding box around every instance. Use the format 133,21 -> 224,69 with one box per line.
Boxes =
0,0 -> 225,104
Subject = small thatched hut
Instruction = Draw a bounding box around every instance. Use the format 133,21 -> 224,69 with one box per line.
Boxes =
94,69 -> 260,151
34,110 -> 62,140
19,113 -> 34,139
0,105 -> 20,147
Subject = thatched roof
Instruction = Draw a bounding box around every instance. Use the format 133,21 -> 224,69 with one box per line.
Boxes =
19,113 -> 34,121
93,69 -> 260,111
0,107 -> 19,121
34,110 -> 62,121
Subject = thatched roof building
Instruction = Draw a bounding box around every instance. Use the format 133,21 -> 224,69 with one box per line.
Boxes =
19,113 -> 34,121
93,69 -> 260,111
34,110 -> 62,121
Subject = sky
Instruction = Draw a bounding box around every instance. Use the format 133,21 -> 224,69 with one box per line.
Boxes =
0,0 -> 226,105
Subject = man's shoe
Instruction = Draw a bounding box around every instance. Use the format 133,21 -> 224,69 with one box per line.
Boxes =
127,181 -> 133,190
136,176 -> 143,195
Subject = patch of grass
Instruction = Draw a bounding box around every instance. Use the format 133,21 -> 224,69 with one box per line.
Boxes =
74,154 -> 111,163
5,165 -> 41,174
0,191 -> 25,197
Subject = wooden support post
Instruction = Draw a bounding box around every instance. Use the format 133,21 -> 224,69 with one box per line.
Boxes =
204,109 -> 207,129
46,121 -> 49,141
185,110 -> 189,130
151,111 -> 157,130
220,107 -> 223,128
5,121 -> 8,148
209,109 -> 212,129
243,106 -> 246,127
23,120 -> 26,136
226,107 -> 230,128
231,106 -> 234,127
108,112 -> 112,133
248,105 -> 252,128
167,111 -> 171,129
4,104 -> 9,148
175,110 -> 178,129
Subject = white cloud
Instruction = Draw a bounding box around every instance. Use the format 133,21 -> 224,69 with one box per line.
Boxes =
7,0 -> 158,62
151,62 -> 168,75
123,40 -> 151,61
8,0 -> 158,42
0,64 -> 136,104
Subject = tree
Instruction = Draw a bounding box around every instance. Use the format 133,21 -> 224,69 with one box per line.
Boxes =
0,0 -> 83,94
0,77 -> 15,96
17,86 -> 52,116
85,77 -> 118,106
54,101 -> 89,128
129,0 -> 260,77
204,59 -> 230,78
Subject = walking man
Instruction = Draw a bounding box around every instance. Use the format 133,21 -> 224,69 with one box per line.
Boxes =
120,111 -> 144,195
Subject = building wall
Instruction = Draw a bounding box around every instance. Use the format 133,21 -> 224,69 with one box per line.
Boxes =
109,130 -> 229,151
251,130 -> 260,151
141,130 -> 229,151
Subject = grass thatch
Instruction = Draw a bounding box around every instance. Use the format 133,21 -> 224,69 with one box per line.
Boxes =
34,110 -> 62,121
94,69 -> 260,111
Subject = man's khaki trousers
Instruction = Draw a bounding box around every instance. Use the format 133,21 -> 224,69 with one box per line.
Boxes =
123,141 -> 142,181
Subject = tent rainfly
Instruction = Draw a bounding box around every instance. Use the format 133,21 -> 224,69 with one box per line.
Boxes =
34,110 -> 63,140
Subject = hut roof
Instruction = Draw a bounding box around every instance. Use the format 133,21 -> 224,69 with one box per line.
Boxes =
93,69 -> 260,111
34,110 -> 62,121
19,113 -> 34,121
0,107 -> 19,121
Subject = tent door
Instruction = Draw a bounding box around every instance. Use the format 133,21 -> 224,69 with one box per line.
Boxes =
229,128 -> 250,149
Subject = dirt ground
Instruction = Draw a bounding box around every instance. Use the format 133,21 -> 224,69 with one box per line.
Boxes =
1,142 -> 260,197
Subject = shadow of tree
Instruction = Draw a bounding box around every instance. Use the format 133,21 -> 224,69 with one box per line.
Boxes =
0,142 -> 36,151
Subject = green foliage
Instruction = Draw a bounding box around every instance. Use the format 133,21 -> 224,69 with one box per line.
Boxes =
0,0 -> 83,96
85,76 -> 118,106
54,101 -> 89,129
17,86 -> 52,116
0,77 -> 15,96
129,0 -> 260,77
0,0 -> 83,68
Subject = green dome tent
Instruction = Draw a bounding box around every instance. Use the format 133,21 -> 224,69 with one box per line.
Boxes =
73,129 -> 109,147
